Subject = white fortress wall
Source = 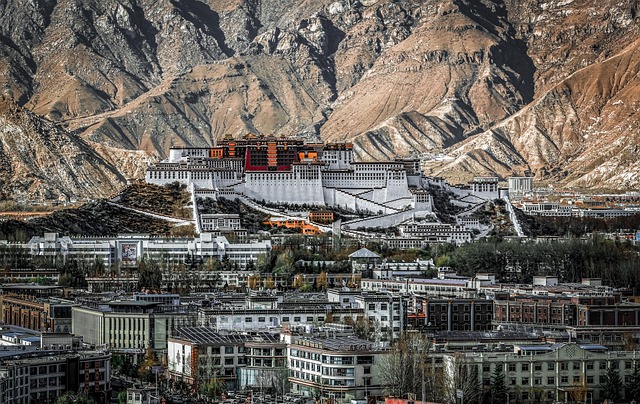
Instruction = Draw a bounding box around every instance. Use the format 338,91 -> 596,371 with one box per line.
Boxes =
146,166 -> 191,186
187,170 -> 242,190
244,167 -> 324,204
385,197 -> 413,210
342,209 -> 417,230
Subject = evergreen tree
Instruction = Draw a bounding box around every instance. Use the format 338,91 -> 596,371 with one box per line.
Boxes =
600,365 -> 624,403
627,364 -> 640,403
489,365 -> 507,404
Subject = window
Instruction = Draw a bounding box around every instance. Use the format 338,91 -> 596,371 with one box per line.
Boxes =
282,317 -> 289,322
586,362 -> 593,370
258,317 -> 266,322
368,304 -> 376,310
560,363 -> 567,371
381,304 -> 388,310
483,364 -> 491,372
561,376 -> 568,383
572,362 -> 580,370
225,347 -> 234,354
587,376 -> 594,384
573,376 -> 580,383
521,363 -> 529,372
521,377 -> 529,385
534,377 -> 542,385
612,361 -> 619,369
547,362 -> 555,371
364,367 -> 371,374
307,317 -> 313,322
534,363 -> 542,371
547,377 -> 555,385
245,317 -> 253,323
509,378 -> 516,385
508,364 -> 516,372
294,317 -> 301,322
600,362 -> 607,370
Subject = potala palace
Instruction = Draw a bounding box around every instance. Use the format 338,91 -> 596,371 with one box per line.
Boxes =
145,134 -> 439,213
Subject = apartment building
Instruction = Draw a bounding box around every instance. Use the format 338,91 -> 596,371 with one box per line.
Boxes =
0,350 -> 111,404
355,292 -> 407,340
444,343 -> 640,403
420,298 -> 494,332
287,335 -> 387,402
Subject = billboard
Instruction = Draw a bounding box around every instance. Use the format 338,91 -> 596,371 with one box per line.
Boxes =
121,243 -> 138,264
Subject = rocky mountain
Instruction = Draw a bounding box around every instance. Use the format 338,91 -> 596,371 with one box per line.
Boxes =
0,98 -> 130,202
0,0 -> 639,200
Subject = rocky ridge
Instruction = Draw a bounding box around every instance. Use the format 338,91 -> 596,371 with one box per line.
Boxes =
0,98 -> 128,202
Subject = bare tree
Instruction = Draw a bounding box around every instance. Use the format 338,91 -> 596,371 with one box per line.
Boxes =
445,353 -> 480,404
378,333 -> 439,401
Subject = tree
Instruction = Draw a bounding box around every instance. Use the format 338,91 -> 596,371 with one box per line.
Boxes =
378,333 -> 438,402
569,375 -> 587,404
137,259 -> 162,291
55,393 -> 95,404
627,364 -> 640,403
445,353 -> 480,404
317,272 -> 328,291
200,376 -> 226,401
489,365 -> 507,404
292,273 -> 305,289
600,365 -> 623,403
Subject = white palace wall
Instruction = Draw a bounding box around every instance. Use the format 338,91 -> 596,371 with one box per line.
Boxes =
243,167 -> 325,205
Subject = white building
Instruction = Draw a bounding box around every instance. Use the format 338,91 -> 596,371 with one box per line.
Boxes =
287,335 -> 387,402
508,176 -> 533,196
443,343 -> 640,403
27,233 -> 271,269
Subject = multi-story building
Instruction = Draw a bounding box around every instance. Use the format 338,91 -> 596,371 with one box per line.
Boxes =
0,292 -> 72,333
287,335 -> 387,402
470,177 -> 499,199
420,298 -> 494,332
197,306 -> 364,332
238,335 -> 288,391
398,222 -> 472,245
443,343 -> 640,403
508,176 -> 533,196
72,298 -> 196,354
26,233 -> 271,270
0,350 -> 111,404
168,328 -> 284,392
200,214 -> 241,232
361,278 -> 472,299
355,292 -> 407,340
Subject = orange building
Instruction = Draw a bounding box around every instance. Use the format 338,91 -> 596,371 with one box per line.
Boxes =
263,217 -> 322,235
308,210 -> 334,224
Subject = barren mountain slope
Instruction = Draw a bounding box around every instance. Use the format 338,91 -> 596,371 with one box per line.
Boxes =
322,0 -> 535,161
424,39 -> 640,189
0,99 -> 127,202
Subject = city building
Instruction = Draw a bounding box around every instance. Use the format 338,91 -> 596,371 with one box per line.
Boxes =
287,335 -> 388,402
26,233 -> 271,270
443,343 -> 640,403
0,290 -> 72,333
72,298 -> 196,354
0,349 -> 111,404
508,176 -> 533,196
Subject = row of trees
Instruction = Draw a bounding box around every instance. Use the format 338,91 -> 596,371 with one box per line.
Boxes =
437,236 -> 640,290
